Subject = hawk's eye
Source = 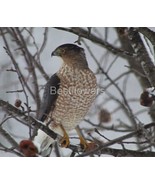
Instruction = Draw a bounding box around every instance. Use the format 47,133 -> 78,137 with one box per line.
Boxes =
61,49 -> 66,54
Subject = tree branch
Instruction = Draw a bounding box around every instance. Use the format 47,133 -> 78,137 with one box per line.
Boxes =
78,122 -> 155,157
137,27 -> 155,46
0,127 -> 19,148
100,147 -> 155,157
128,28 -> 155,87
54,27 -> 135,57
0,99 -> 58,140
116,27 -> 150,88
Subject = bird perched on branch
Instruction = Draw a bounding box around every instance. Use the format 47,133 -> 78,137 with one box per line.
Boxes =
20,43 -> 97,156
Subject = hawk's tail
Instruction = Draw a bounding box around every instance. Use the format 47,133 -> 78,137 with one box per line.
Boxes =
33,129 -> 55,156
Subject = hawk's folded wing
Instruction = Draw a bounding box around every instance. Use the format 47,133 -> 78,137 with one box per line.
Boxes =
38,73 -> 60,122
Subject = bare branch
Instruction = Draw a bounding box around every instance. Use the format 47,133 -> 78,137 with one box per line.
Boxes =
128,28 -> 155,87
100,147 -> 155,157
78,122 -> 155,157
137,27 -> 155,46
0,99 -> 58,140
54,27 -> 135,57
0,127 -> 19,148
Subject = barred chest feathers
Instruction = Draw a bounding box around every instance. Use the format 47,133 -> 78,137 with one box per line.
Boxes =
51,64 -> 97,131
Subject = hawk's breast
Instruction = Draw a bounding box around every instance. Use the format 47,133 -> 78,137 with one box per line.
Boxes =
51,65 -> 97,131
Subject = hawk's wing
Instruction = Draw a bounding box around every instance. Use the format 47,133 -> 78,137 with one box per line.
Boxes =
38,73 -> 60,122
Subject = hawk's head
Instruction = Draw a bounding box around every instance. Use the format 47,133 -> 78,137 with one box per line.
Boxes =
51,43 -> 88,68
51,44 -> 84,57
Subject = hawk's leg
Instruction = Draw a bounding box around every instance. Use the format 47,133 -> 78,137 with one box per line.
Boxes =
59,124 -> 70,148
75,127 -> 97,151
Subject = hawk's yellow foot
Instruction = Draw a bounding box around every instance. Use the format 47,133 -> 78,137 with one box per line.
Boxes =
76,127 -> 97,151
79,136 -> 97,152
59,124 -> 70,148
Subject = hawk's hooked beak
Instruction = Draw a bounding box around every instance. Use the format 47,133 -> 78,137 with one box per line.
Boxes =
51,48 -> 61,57
51,50 -> 56,57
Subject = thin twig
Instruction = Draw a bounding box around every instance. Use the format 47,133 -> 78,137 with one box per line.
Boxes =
54,27 -> 135,57
78,123 -> 155,157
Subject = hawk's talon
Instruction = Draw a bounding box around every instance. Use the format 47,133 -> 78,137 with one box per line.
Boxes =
76,127 -> 97,152
80,140 -> 97,152
59,124 -> 70,148
60,136 -> 70,148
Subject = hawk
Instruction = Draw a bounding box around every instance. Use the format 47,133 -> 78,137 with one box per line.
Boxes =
20,43 -> 97,156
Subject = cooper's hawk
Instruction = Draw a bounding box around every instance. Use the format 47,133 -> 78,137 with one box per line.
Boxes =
20,43 -> 97,156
